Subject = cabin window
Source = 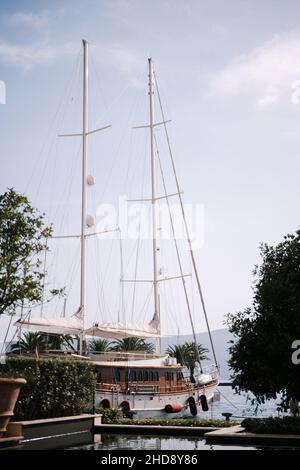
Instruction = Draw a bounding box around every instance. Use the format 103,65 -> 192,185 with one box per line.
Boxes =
138,371 -> 143,381
115,369 -> 120,382
144,371 -> 149,381
150,371 -> 154,381
132,370 -> 137,381
155,371 -> 159,381
171,372 -> 174,381
165,371 -> 170,380
125,370 -> 130,382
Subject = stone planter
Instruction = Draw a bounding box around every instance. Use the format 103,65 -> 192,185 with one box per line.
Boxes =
0,378 -> 26,437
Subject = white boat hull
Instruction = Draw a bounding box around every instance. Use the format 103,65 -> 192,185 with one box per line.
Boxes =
95,381 -> 218,418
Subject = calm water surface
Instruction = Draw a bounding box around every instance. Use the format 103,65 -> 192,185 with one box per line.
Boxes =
78,433 -> 257,451
68,387 -> 284,450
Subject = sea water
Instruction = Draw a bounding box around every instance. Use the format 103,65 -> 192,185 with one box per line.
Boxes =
66,386 -> 283,451
208,385 -> 281,420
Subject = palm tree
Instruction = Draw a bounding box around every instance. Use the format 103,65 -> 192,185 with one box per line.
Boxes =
40,333 -> 74,350
183,342 -> 209,383
166,341 -> 209,383
89,338 -> 111,353
165,344 -> 186,365
10,331 -> 46,354
110,337 -> 155,353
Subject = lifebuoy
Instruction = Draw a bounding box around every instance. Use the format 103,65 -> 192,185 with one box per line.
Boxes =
199,394 -> 209,412
100,398 -> 111,409
165,403 -> 182,413
187,396 -> 197,416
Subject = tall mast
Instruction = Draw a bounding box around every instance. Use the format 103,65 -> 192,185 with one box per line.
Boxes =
79,39 -> 88,354
153,72 -> 218,368
148,58 -> 160,353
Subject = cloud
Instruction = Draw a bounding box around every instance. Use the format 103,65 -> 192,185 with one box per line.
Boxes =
0,40 -> 143,81
9,10 -> 50,30
0,41 -> 76,71
93,43 -> 144,76
210,32 -> 300,108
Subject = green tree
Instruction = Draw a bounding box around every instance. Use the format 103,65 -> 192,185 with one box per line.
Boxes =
165,344 -> 185,366
227,229 -> 300,411
166,341 -> 209,382
89,338 -> 111,353
110,337 -> 155,353
0,188 -> 52,316
10,331 -> 46,354
41,333 -> 74,351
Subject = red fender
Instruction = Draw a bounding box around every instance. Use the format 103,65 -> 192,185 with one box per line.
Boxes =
165,403 -> 182,413
100,398 -> 111,409
199,394 -> 209,412
120,400 -> 131,412
187,396 -> 198,416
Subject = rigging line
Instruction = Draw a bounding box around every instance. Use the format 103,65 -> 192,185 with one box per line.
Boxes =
47,57 -> 82,224
91,190 -> 107,323
52,137 -> 81,231
118,232 -> 125,323
138,285 -> 154,323
98,84 -> 143,204
50,238 -> 79,316
93,236 -> 115,319
49,143 -> 80,288
130,128 -> 148,322
127,104 -> 149,196
217,388 -> 240,410
155,137 -> 203,369
32,51 -> 82,205
0,314 -> 13,356
50,136 -> 80,227
4,309 -> 31,354
62,243 -> 80,300
25,49 -> 81,196
39,239 -> 48,318
123,62 -> 149,194
130,232 -> 141,322
154,71 -> 218,368
161,291 -> 181,344
90,54 -> 133,122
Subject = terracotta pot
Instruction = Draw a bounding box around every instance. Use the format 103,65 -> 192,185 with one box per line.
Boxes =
0,378 -> 26,437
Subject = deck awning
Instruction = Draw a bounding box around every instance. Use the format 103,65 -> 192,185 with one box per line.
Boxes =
84,322 -> 160,339
14,309 -> 83,336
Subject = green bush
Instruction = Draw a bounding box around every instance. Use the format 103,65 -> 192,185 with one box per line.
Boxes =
94,412 -> 238,427
95,408 -> 123,423
242,417 -> 300,435
118,418 -> 238,427
0,357 -> 96,420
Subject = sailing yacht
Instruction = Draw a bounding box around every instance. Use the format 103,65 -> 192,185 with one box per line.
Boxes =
15,40 -> 219,418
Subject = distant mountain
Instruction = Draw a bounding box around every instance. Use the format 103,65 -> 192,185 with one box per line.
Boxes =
161,327 -> 233,381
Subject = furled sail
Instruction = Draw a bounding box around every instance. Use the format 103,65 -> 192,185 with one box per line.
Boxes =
84,312 -> 160,339
14,308 -> 83,336
84,323 -> 159,339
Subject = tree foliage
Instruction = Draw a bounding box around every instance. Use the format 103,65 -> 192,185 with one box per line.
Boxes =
227,229 -> 300,410
89,338 -> 111,353
0,188 -> 52,315
0,356 -> 96,420
166,341 -> 209,382
10,331 -> 74,353
10,331 -> 46,353
110,337 -> 155,353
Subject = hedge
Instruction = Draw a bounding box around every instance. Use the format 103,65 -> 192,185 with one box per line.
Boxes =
0,357 -> 96,420
242,417 -> 300,435
96,409 -> 239,427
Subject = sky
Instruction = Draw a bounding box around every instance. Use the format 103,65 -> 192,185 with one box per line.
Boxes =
1,0 -> 300,344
